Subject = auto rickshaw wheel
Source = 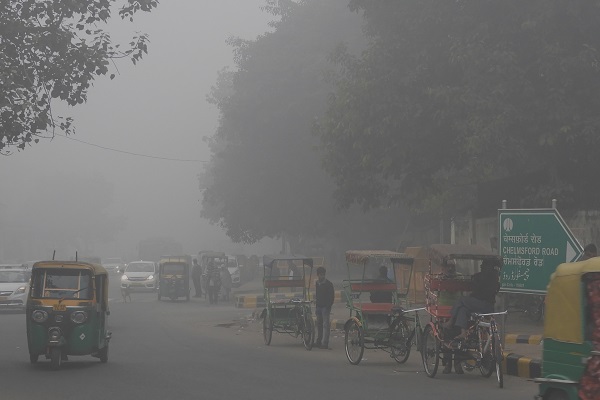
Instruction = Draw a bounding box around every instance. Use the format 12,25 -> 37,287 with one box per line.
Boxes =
99,344 -> 109,363
302,313 -> 315,350
263,310 -> 273,345
389,318 -> 411,364
29,353 -> 38,363
50,347 -> 62,370
344,319 -> 364,365
422,324 -> 440,377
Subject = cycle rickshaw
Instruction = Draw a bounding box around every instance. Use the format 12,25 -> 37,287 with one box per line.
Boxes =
342,250 -> 424,365
421,244 -> 506,387
260,255 -> 315,350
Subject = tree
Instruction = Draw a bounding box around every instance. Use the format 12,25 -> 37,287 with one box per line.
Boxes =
201,0 -> 366,249
0,0 -> 158,153
316,0 -> 600,216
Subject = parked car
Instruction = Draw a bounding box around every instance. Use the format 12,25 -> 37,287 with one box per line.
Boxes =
102,257 -> 125,274
121,261 -> 157,292
0,264 -> 31,312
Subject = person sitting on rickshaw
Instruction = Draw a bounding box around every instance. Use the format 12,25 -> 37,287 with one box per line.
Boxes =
438,259 -> 465,374
370,265 -> 393,303
444,259 -> 500,342
437,259 -> 463,306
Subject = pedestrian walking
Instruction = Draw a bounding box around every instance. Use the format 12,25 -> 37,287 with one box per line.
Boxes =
315,266 -> 334,349
206,261 -> 221,304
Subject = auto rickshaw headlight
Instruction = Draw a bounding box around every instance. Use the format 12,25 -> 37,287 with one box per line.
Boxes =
70,311 -> 88,324
32,310 -> 48,323
48,327 -> 61,340
147,274 -> 154,280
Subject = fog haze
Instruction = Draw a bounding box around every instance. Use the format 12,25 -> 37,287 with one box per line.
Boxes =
0,1 -> 280,262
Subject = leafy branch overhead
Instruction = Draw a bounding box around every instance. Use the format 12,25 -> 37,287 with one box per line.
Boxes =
0,0 -> 158,153
316,0 -> 600,213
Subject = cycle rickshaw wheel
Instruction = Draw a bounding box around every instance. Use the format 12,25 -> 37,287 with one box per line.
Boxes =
302,313 -> 315,350
345,320 -> 364,365
493,333 -> 504,388
422,324 -> 440,377
263,311 -> 273,345
389,318 -> 411,364
479,329 -> 495,378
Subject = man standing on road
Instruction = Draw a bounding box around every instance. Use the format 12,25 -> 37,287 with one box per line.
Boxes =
315,266 -> 334,349
192,258 -> 202,298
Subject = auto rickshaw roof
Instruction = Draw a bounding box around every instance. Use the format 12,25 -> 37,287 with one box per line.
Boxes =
345,250 -> 414,265
544,257 -> 600,344
263,254 -> 313,268
32,260 -> 108,276
428,244 -> 501,263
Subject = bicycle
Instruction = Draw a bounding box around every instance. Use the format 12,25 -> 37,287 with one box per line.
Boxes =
388,306 -> 425,363
458,311 -> 507,388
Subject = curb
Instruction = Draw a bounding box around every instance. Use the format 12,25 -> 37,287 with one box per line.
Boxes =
503,352 -> 541,379
234,290 -> 343,309
505,334 -> 543,345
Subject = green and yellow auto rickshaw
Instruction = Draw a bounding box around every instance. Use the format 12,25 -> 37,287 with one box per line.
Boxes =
535,257 -> 600,400
26,260 -> 111,370
157,255 -> 191,301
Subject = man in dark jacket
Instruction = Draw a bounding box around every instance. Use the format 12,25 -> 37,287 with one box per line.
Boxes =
315,266 -> 334,349
192,258 -> 202,297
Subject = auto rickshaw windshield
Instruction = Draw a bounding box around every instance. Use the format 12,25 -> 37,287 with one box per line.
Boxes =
31,268 -> 93,299
162,263 -> 185,275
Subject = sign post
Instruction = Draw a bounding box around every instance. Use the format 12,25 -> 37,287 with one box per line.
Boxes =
498,208 -> 583,294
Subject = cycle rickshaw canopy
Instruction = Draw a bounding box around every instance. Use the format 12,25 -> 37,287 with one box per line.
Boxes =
261,255 -> 315,350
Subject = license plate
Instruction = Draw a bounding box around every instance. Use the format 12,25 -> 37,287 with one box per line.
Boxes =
53,304 -> 66,311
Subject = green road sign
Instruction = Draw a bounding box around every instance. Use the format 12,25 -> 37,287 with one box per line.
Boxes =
498,208 -> 583,294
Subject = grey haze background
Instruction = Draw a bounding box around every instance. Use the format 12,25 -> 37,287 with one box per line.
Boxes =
0,1 -> 281,262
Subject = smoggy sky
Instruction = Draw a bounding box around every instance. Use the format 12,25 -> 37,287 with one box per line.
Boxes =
0,1 -> 281,262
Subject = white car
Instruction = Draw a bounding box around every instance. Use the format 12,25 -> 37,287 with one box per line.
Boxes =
121,261 -> 157,292
0,265 -> 31,312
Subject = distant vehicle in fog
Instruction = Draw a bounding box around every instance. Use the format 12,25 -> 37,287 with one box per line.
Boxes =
0,264 -> 31,312
121,261 -> 157,292
102,257 -> 125,274
226,255 -> 241,288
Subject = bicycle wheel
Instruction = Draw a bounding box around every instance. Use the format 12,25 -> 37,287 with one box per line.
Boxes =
302,312 -> 315,350
345,319 -> 364,365
421,324 -> 440,377
389,318 -> 411,364
494,332 -> 504,388
263,310 -> 273,345
527,296 -> 544,323
478,328 -> 494,378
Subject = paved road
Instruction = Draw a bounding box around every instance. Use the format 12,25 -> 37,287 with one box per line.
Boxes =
0,275 -> 538,400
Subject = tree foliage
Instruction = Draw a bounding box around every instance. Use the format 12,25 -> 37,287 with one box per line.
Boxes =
202,0 -> 365,247
316,0 -> 600,214
0,0 -> 158,153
